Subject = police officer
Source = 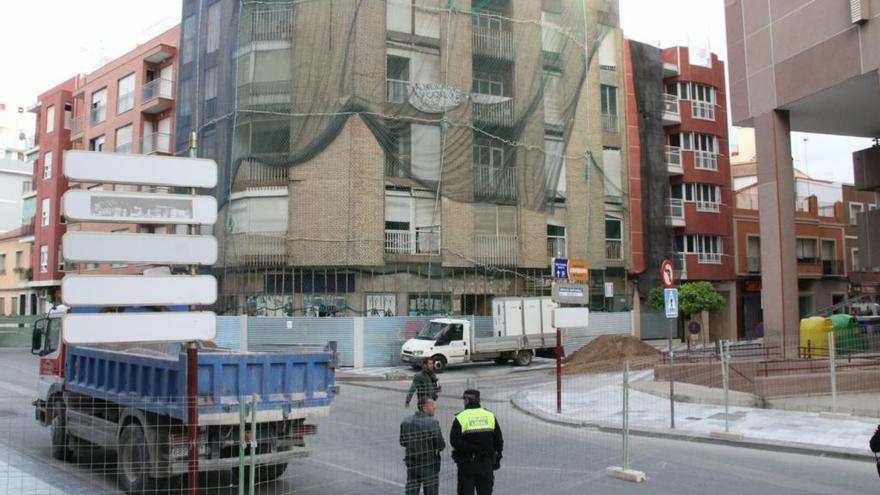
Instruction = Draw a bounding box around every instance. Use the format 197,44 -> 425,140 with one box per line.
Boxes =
405,358 -> 440,408
400,397 -> 445,495
450,389 -> 503,495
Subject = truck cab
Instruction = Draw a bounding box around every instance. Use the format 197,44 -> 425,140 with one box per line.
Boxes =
31,304 -> 68,426
400,318 -> 471,372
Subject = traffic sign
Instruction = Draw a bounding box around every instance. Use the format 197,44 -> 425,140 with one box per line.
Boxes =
64,150 -> 218,188
63,232 -> 218,265
551,282 -> 590,305
62,190 -> 218,225
568,259 -> 589,282
553,258 -> 569,280
661,259 -> 675,288
61,275 -> 217,307
62,312 -> 217,344
552,307 -> 590,328
664,288 -> 679,319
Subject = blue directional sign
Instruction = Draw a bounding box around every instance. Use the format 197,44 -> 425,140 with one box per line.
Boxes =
553,258 -> 569,280
664,288 -> 679,319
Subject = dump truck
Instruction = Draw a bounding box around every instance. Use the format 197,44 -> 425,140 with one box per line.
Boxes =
31,305 -> 337,492
400,297 -> 560,371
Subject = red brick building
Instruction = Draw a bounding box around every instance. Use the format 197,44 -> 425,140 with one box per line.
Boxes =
843,183 -> 880,297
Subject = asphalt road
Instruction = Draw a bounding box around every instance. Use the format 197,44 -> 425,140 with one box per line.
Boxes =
0,349 -> 876,494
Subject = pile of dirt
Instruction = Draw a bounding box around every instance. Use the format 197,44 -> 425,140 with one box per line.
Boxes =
562,335 -> 661,374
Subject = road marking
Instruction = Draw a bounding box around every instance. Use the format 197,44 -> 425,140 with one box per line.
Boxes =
0,379 -> 36,397
306,458 -> 405,487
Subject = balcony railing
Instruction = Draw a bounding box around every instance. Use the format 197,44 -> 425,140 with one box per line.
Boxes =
474,165 -> 516,202
140,133 -> 172,155
142,79 -> 174,102
239,6 -> 294,45
547,236 -> 566,259
822,260 -> 844,276
698,252 -> 722,264
797,256 -> 818,265
667,198 -> 684,219
602,113 -> 619,132
90,105 -> 106,125
472,16 -> 513,60
236,80 -> 290,112
386,79 -> 409,104
691,100 -> 715,121
696,200 -> 720,213
694,150 -> 718,171
233,159 -> 288,191
21,181 -> 34,194
473,97 -> 514,127
226,232 -> 286,266
385,227 -> 441,255
747,256 -> 761,273
662,94 -> 680,119
115,141 -> 133,154
475,234 -> 517,266
606,239 -> 623,261
665,146 -> 681,166
71,115 -> 85,136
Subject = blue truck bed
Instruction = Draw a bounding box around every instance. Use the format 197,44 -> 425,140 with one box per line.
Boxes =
64,343 -> 336,423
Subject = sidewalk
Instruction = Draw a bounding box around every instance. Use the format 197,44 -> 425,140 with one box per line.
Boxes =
511,371 -> 878,459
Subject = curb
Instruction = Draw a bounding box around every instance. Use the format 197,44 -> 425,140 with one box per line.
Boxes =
510,392 -> 875,462
336,373 -> 410,383
343,381 -> 508,404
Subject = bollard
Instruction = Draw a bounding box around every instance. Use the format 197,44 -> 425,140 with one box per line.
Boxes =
249,394 -> 257,495
622,360 -> 630,471
828,332 -> 837,414
238,398 -> 246,495
722,340 -> 730,433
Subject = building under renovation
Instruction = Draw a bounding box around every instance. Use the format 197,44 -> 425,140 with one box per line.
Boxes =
175,0 -> 632,316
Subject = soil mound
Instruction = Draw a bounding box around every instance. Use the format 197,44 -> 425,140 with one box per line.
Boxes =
563,335 -> 660,374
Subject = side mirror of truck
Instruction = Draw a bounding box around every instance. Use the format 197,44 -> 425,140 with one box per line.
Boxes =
30,322 -> 44,356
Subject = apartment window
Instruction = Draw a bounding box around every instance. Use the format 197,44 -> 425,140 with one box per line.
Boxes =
14,251 -> 22,269
86,263 -> 98,271
543,71 -> 563,127
473,71 -> 504,96
41,198 -> 50,227
385,123 -> 411,176
384,193 -> 440,255
204,67 -> 218,101
115,125 -> 132,153
544,137 -> 566,198
206,2 -> 221,53
852,248 -> 860,272
690,83 -> 716,120
410,124 -> 441,181
386,54 -> 410,103
547,224 -> 566,260
182,15 -> 196,64
746,236 -> 761,272
691,235 -> 722,263
386,0 -> 440,38
63,103 -> 72,130
474,136 -> 514,200
601,85 -> 618,132
117,73 -> 135,114
605,217 -> 623,261
475,205 -> 517,237
91,88 -> 107,124
693,133 -> 718,170
0,254 -> 6,274
57,247 -> 63,272
796,238 -> 818,264
541,11 -> 564,54
89,135 -> 105,152
849,202 -> 864,225
598,32 -> 617,70
602,147 -> 622,202
39,245 -> 48,273
43,151 -> 52,179
689,183 -> 721,212
45,105 -> 55,133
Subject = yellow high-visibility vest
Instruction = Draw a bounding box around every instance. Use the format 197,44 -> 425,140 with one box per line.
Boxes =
456,407 -> 496,434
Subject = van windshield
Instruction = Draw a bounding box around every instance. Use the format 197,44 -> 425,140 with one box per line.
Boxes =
416,322 -> 447,341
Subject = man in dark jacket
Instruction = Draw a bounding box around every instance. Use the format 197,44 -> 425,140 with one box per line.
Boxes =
405,358 -> 440,408
400,397 -> 445,495
450,389 -> 503,495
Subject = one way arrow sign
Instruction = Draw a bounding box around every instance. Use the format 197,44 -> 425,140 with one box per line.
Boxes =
664,288 -> 679,319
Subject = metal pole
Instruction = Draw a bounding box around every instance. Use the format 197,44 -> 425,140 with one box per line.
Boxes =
722,340 -> 730,433
249,394 -> 257,495
556,328 -> 562,413
238,398 -> 246,495
622,360 -> 630,471
187,130 -> 200,495
668,319 -> 675,429
828,332 -> 837,414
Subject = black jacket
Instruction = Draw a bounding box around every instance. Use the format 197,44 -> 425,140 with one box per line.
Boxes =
450,404 -> 503,465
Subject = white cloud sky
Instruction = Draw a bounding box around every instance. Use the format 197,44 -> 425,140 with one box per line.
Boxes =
1,0 -> 872,183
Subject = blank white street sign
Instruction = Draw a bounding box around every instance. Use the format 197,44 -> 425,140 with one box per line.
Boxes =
62,275 -> 217,307
64,150 -> 217,188
552,307 -> 590,328
62,190 -> 218,225
63,232 -> 217,265
63,312 -> 217,344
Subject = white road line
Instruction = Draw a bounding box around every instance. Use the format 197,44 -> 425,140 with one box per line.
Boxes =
305,458 -> 405,487
0,379 -> 36,397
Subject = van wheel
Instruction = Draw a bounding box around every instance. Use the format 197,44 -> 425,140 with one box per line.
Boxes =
493,357 -> 508,365
514,350 -> 532,366
50,401 -> 73,462
431,355 -> 447,373
118,424 -> 155,494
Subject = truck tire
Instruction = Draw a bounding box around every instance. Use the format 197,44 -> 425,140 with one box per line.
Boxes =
118,424 -> 156,494
514,350 -> 532,366
493,357 -> 509,365
50,401 -> 73,462
431,355 -> 447,373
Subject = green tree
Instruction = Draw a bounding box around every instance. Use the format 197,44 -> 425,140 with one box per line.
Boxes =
648,281 -> 724,318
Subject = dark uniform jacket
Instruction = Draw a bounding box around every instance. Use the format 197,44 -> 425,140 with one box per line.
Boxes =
400,411 -> 446,469
450,404 -> 503,466
405,370 -> 439,404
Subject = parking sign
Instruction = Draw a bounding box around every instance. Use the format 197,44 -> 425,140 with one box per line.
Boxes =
553,258 -> 569,280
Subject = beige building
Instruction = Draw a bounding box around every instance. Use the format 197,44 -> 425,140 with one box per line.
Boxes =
198,0 -> 632,316
0,227 -> 34,315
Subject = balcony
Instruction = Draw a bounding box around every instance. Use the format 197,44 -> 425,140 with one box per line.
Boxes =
747,256 -> 761,274
472,15 -> 513,61
90,105 -> 106,125
822,259 -> 845,276
662,61 -> 680,77
238,6 -> 294,45
797,256 -> 818,265
696,200 -> 720,213
474,165 -> 516,202
236,80 -> 291,113
694,150 -> 718,171
475,234 -> 517,266
547,236 -> 566,259
606,239 -> 623,261
232,159 -> 288,191
384,227 -> 441,256
70,115 -> 85,140
472,96 -> 514,127
386,79 -> 409,104
140,133 -> 172,155
141,79 -> 174,114
21,181 -> 35,198
665,145 -> 683,175
115,141 -> 133,154
691,101 -> 715,121
602,113 -> 619,132
698,252 -> 722,264
662,94 -> 681,125
674,253 -> 688,280
226,232 -> 286,267
666,198 -> 685,227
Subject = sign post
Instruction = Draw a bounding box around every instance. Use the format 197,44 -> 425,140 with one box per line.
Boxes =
661,259 -> 677,429
551,307 -> 590,414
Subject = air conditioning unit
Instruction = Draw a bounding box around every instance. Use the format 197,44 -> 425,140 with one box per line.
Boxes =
851,0 -> 870,24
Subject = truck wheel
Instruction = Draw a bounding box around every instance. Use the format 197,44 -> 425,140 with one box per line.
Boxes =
493,357 -> 509,365
258,462 -> 288,482
50,402 -> 73,462
514,350 -> 532,366
118,424 -> 155,494
431,355 -> 447,373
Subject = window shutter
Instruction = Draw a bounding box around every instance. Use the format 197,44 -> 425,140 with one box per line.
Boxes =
384,195 -> 410,223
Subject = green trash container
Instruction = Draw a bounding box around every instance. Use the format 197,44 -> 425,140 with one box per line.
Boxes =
830,314 -> 860,353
